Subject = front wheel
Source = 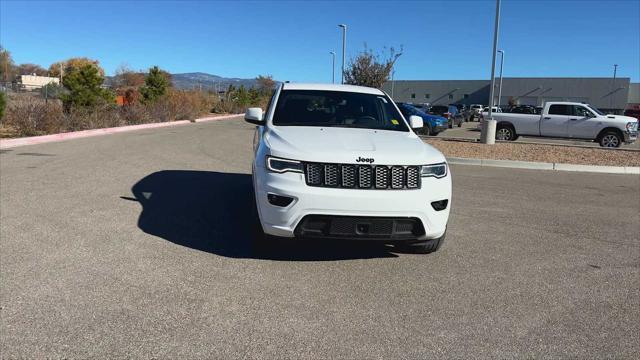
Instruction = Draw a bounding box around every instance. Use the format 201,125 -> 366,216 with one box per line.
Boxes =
495,124 -> 516,141
599,131 -> 622,148
418,125 -> 431,136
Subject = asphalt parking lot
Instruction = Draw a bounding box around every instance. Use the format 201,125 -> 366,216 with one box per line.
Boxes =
438,121 -> 640,149
1,117 -> 639,358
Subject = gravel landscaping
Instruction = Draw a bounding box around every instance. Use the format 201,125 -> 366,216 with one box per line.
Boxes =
425,139 -> 640,167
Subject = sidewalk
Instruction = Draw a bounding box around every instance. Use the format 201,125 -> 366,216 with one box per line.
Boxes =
0,113 -> 242,149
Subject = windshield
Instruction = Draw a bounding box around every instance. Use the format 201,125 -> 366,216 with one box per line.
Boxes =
587,105 -> 605,116
400,104 -> 429,117
430,106 -> 448,115
273,90 -> 409,132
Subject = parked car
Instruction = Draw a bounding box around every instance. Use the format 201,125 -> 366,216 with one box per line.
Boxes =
246,83 -> 452,253
479,101 -> 638,147
481,106 -> 502,113
451,104 -> 472,122
413,103 -> 431,110
396,102 -> 448,136
429,105 -> 464,128
469,104 -> 484,121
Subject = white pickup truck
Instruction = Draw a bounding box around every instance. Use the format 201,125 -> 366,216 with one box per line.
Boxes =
480,101 -> 638,147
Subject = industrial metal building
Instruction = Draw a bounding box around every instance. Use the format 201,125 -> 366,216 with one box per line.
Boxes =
382,78 -> 639,113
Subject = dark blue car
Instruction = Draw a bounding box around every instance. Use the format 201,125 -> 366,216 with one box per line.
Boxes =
396,103 -> 448,136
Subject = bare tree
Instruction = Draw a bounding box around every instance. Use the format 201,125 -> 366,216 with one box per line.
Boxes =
344,45 -> 402,89
256,75 -> 276,94
114,64 -> 145,88
0,45 -> 16,82
16,63 -> 48,76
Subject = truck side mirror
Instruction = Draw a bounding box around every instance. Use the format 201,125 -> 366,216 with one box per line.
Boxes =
245,108 -> 264,125
409,115 -> 423,129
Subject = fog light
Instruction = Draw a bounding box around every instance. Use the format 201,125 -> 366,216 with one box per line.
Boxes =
431,199 -> 448,211
267,193 -> 294,207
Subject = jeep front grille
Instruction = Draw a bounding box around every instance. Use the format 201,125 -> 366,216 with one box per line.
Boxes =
304,163 -> 421,190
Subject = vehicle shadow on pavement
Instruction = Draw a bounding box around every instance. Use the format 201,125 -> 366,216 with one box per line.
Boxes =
127,170 -> 398,261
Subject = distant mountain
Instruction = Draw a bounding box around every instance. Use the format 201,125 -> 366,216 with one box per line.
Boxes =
171,72 -> 258,91
106,72 -> 258,91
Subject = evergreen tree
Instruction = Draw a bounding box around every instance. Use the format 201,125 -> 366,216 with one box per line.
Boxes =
140,66 -> 170,102
60,64 -> 114,109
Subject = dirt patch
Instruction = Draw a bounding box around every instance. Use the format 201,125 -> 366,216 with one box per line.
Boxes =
425,139 -> 640,167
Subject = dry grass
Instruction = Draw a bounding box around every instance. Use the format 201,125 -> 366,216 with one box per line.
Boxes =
425,139 -> 640,167
0,90 -> 222,138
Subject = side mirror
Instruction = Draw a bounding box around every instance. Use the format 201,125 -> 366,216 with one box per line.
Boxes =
409,115 -> 423,129
245,108 -> 264,125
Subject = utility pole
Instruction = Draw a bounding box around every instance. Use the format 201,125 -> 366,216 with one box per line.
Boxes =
338,24 -> 347,84
481,0 -> 501,145
330,51 -> 336,84
497,50 -> 505,108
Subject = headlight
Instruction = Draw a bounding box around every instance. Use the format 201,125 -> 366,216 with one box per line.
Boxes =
626,122 -> 638,132
421,163 -> 447,178
266,156 -> 303,173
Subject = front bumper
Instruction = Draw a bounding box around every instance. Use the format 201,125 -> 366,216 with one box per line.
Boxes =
434,124 -> 449,132
253,165 -> 452,240
624,131 -> 637,144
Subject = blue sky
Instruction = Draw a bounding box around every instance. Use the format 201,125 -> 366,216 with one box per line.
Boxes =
1,0 -> 639,81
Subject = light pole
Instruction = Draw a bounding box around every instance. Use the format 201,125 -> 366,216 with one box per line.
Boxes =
390,52 -> 402,99
338,24 -> 347,84
610,64 -> 618,112
330,51 -> 336,84
497,50 -> 505,108
391,70 -> 396,99
481,0 -> 501,145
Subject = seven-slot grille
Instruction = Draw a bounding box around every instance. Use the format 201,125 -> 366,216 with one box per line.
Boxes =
304,163 -> 420,190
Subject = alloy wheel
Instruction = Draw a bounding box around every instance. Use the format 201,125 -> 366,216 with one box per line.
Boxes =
496,128 -> 512,141
602,134 -> 619,147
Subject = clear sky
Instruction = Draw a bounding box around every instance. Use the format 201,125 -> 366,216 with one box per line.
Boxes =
1,0 -> 639,81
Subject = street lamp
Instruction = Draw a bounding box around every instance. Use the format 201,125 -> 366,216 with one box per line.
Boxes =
329,51 -> 336,84
610,64 -> 618,111
481,0 -> 501,145
497,50 -> 505,108
390,52 -> 402,99
338,24 -> 347,84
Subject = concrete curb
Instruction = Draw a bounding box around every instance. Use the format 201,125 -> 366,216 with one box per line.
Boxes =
0,113 -> 243,149
424,135 -> 640,152
447,157 -> 640,175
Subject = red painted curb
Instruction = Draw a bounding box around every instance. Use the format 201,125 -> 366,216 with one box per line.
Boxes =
0,114 -> 243,149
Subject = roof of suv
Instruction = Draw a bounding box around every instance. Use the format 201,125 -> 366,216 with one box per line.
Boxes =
281,82 -> 385,95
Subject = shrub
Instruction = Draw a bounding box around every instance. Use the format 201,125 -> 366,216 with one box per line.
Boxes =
66,101 -> 122,131
0,91 -> 6,120
3,96 -> 64,136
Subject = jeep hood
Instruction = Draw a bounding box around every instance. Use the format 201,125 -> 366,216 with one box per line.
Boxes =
264,126 -> 446,165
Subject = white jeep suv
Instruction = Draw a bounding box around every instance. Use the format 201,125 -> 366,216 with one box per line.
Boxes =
246,83 -> 452,253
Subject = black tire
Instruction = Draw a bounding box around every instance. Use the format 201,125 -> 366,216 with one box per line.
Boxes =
598,130 -> 622,148
395,232 -> 446,254
495,123 -> 516,141
418,125 -> 431,136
